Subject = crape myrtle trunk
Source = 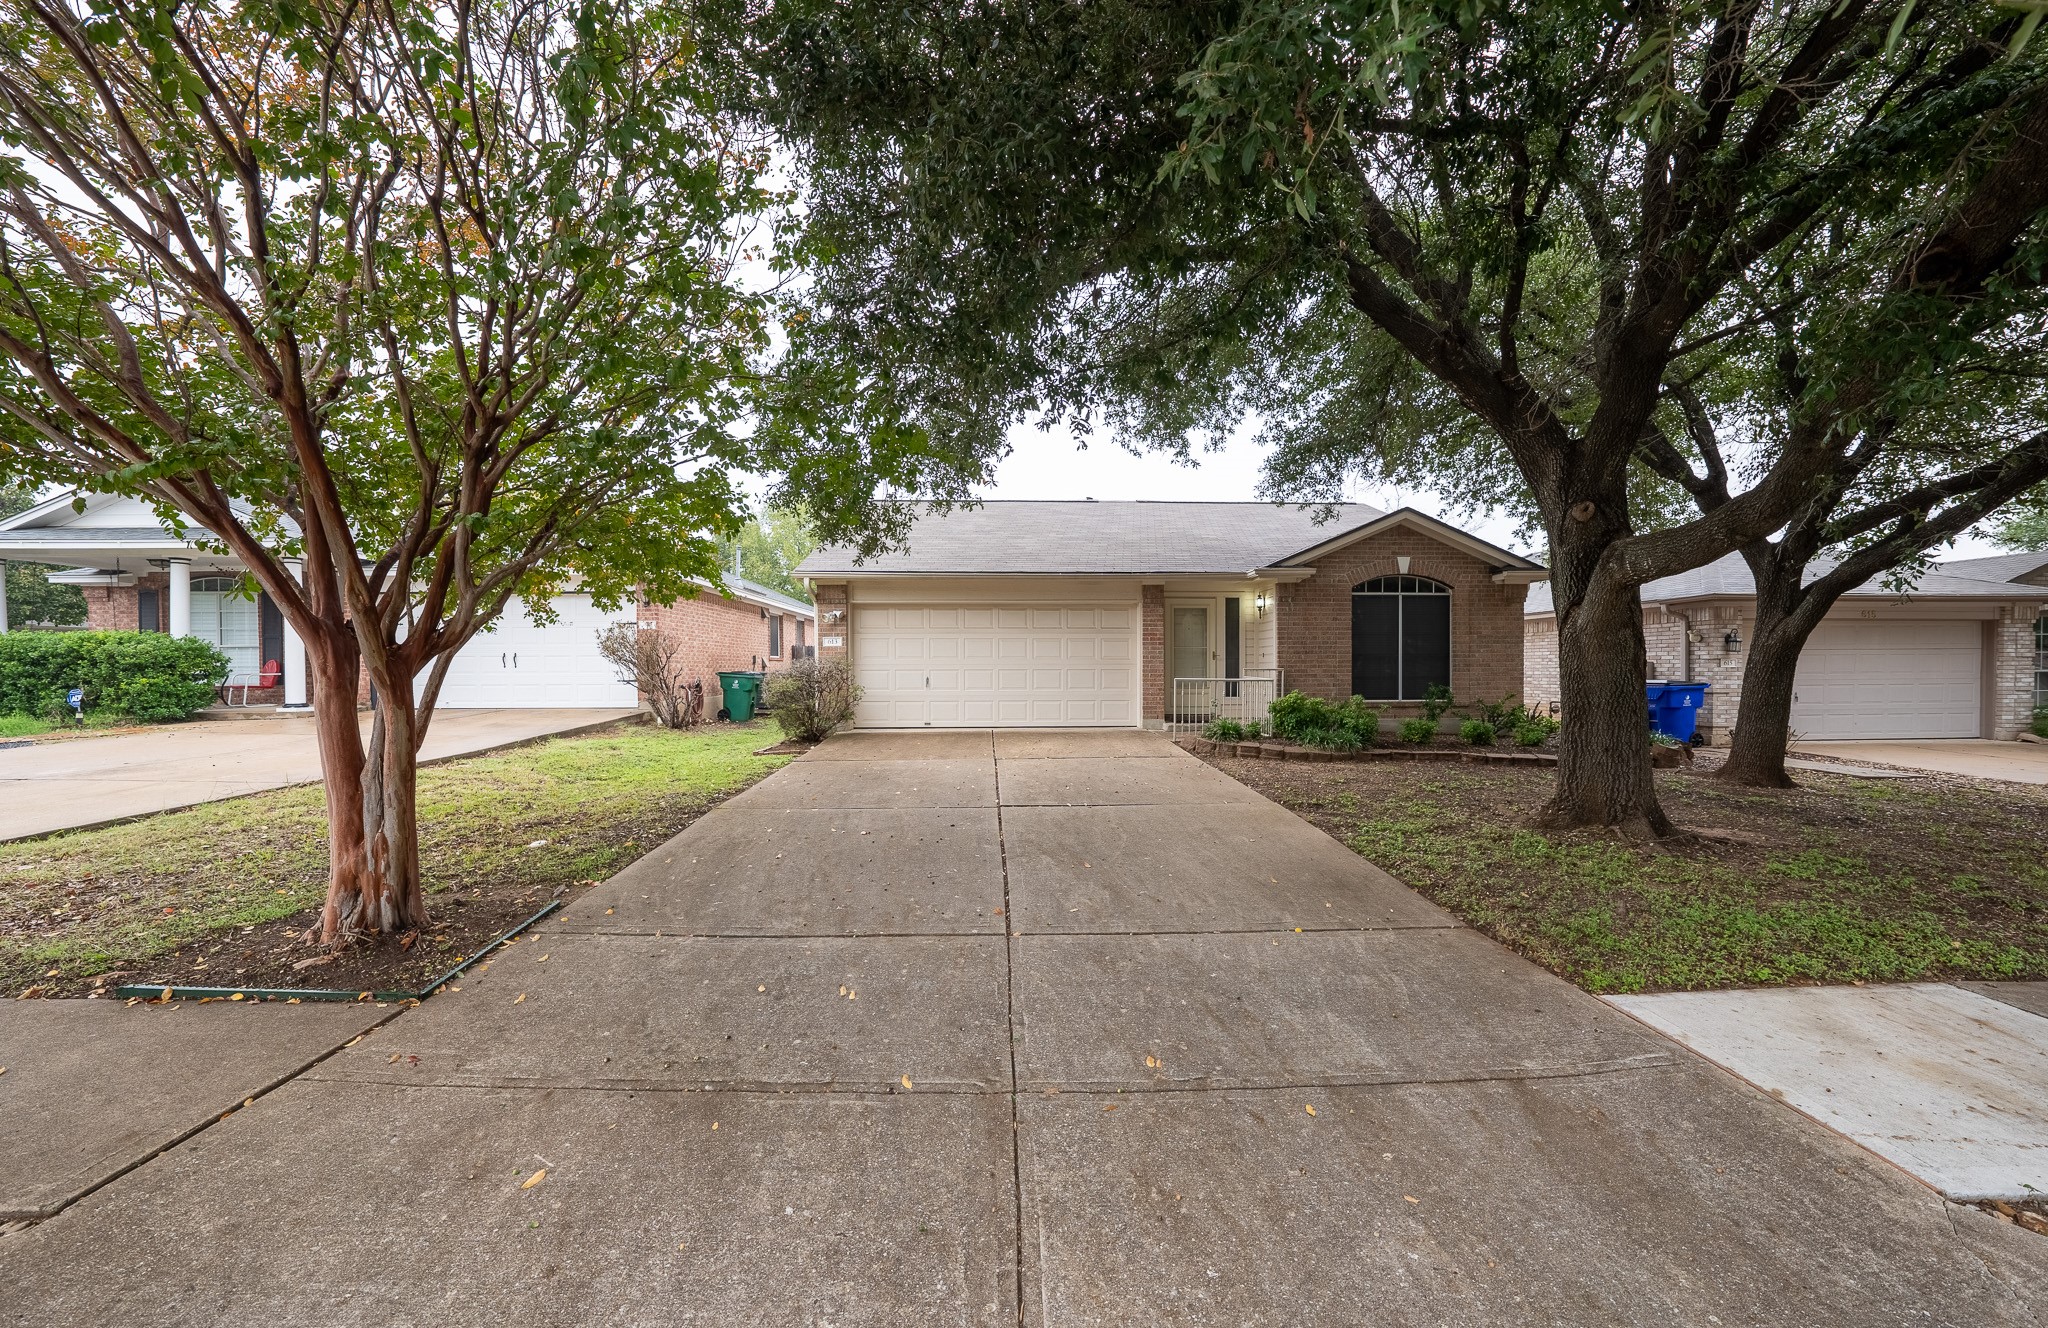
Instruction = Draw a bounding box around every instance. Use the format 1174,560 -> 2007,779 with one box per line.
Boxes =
308,644 -> 431,943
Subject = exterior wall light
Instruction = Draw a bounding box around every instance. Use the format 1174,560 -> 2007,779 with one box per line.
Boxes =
1254,590 -> 1269,619
1723,627 -> 1741,653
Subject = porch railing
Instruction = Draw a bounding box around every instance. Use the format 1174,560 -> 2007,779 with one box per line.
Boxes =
1167,671 -> 1282,735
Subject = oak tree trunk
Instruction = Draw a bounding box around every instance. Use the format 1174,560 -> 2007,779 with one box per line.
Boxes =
1539,570 -> 1671,836
1719,552 -> 1829,789
1534,483 -> 1671,836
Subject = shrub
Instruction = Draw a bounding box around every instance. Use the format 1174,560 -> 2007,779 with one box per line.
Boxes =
1202,718 -> 1248,741
1268,690 -> 1379,749
1398,716 -> 1437,744
1418,683 -> 1455,725
764,656 -> 860,743
1459,718 -> 1496,746
0,630 -> 227,721
597,623 -> 703,728
1511,721 -> 1552,747
2033,707 -> 2048,740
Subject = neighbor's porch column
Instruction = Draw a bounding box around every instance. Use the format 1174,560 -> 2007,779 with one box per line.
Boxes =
167,557 -> 192,637
0,560 -> 9,634
279,559 -> 309,710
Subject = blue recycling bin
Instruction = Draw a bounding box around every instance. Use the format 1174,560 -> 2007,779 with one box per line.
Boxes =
1646,681 -> 1710,743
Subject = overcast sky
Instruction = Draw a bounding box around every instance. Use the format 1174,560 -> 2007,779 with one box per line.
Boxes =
976,417 -> 2014,562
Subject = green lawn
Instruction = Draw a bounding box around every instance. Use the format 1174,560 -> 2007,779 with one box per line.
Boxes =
1213,757 -> 2048,995
0,722 -> 785,994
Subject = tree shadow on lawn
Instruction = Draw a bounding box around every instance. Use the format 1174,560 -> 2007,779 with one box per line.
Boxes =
0,723 -> 788,998
1205,753 -> 2048,995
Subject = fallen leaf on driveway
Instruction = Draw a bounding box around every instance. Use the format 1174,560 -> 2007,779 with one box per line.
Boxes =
1403,1195 -> 1419,1204
1102,1104 -> 1117,1112
513,994 -> 527,1005
521,1169 -> 547,1190
901,1074 -> 914,1089
1304,1104 -> 1316,1117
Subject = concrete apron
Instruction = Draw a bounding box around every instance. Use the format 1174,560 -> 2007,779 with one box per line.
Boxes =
5,730 -> 2047,1326
1609,983 -> 2048,1203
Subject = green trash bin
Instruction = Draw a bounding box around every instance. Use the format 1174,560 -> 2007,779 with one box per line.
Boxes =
716,670 -> 763,722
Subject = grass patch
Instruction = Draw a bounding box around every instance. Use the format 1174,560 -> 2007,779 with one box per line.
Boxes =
1208,757 -> 2048,995
0,721 -> 786,995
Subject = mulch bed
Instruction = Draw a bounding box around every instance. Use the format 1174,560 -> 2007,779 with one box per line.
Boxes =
23,788 -> 761,1001
1180,736 -> 1557,766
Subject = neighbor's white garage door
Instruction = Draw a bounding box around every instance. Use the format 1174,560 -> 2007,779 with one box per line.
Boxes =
852,605 -> 1137,727
1791,620 -> 1982,739
432,595 -> 639,709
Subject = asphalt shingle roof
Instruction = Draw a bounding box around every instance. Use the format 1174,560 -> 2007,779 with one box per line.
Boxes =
797,501 -> 1390,576
1525,549 -> 2048,614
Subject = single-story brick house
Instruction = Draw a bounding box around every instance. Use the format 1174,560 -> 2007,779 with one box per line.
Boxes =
1523,550 -> 2048,743
795,501 -> 1548,730
0,491 -> 813,710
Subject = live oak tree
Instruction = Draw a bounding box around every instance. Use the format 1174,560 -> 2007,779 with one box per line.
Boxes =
0,0 -> 877,941
719,0 -> 2048,834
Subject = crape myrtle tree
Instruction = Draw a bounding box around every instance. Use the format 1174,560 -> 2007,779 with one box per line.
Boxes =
0,0 -> 909,942
719,0 -> 2048,835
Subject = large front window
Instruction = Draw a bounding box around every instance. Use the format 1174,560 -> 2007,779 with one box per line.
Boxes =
190,576 -> 261,678
1352,575 -> 1451,701
2036,615 -> 2047,711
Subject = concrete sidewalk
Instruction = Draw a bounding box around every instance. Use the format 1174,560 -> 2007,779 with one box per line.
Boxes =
0,707 -> 639,841
4,729 -> 2044,1325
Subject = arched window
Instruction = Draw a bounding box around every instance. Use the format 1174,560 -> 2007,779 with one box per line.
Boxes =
1351,575 -> 1451,700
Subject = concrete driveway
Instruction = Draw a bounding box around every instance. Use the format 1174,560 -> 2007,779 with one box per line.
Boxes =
0,708 -> 639,841
4,729 -> 2044,1325
1791,738 -> 2048,784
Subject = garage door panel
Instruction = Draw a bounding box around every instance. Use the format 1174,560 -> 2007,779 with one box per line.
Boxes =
431,594 -> 638,709
852,601 -> 1139,728
1791,621 -> 1980,740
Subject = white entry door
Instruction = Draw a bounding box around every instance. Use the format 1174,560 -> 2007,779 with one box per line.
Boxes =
851,604 -> 1137,727
430,595 -> 639,709
1791,619 -> 1982,739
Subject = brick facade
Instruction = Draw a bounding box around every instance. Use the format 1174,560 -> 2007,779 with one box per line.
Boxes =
81,571 -> 167,632
1276,531 -> 1528,716
639,588 -> 804,692
1141,584 -> 1166,724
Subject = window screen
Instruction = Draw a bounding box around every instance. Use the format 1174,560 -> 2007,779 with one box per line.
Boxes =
1351,576 -> 1452,700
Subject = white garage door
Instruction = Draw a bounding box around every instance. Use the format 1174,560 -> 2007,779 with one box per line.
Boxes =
1791,620 -> 1981,739
852,604 -> 1137,727
431,595 -> 639,709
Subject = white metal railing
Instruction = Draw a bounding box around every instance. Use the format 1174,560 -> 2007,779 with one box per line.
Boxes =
1168,672 -> 1282,735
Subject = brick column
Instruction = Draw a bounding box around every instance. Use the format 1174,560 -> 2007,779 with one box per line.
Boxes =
814,584 -> 849,662
1991,604 -> 2040,740
1141,583 -> 1165,728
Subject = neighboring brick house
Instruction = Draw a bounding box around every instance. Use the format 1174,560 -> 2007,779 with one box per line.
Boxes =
796,501 -> 1546,730
637,576 -> 816,699
0,490 -> 813,713
1523,550 -> 2048,743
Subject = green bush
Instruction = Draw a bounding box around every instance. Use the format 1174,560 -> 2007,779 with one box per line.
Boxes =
1398,716 -> 1437,744
1459,718 -> 1496,746
0,631 -> 227,722
1202,718 -> 1246,741
1511,721 -> 1552,747
1419,683 -> 1455,725
1268,691 -> 1379,749
2033,708 -> 2048,740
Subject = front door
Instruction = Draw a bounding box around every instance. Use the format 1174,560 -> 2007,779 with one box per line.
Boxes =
1168,602 -> 1213,719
